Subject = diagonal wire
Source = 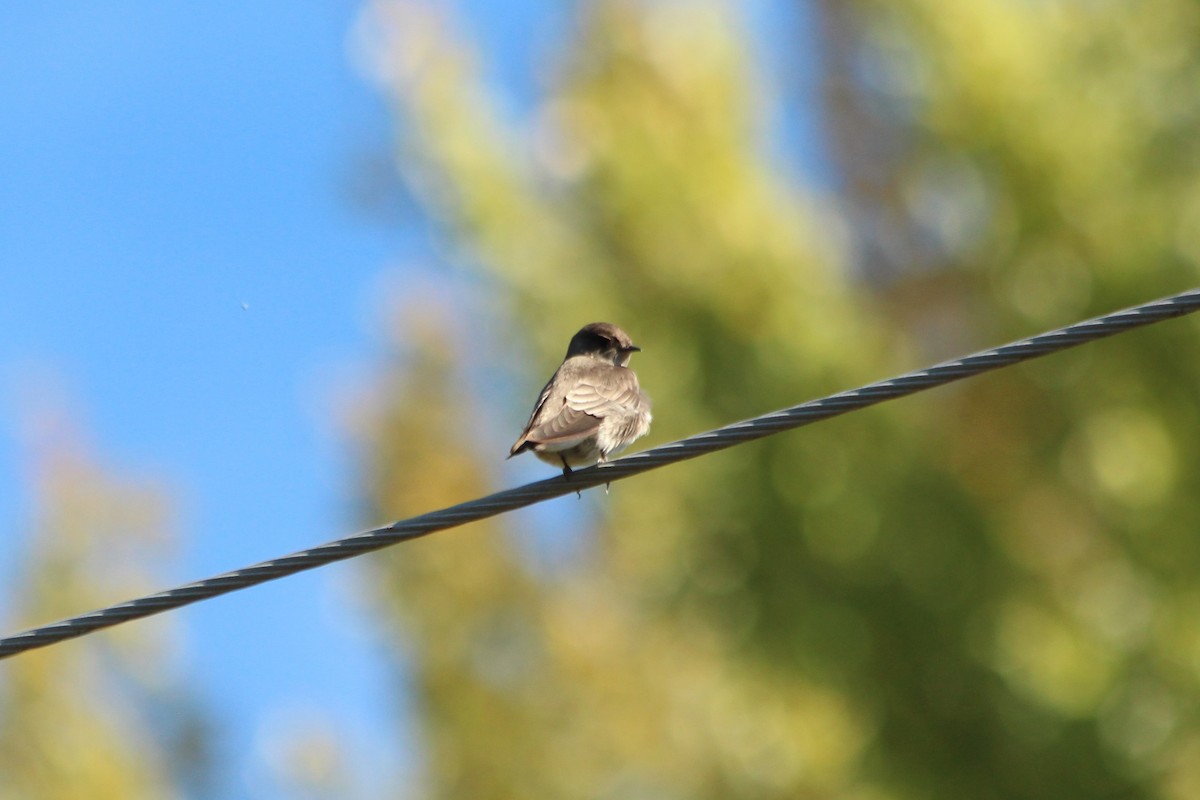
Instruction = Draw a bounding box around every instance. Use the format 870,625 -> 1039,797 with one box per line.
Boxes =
2,288 -> 1198,660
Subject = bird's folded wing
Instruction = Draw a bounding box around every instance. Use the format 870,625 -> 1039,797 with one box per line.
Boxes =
523,405 -> 600,445
564,367 -> 644,418
523,366 -> 644,445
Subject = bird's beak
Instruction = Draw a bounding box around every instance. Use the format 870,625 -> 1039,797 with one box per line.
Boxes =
625,344 -> 641,353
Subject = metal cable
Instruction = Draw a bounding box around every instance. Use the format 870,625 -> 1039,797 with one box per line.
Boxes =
2,288 -> 1198,659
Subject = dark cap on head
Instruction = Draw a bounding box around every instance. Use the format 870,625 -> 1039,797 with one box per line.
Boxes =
565,322 -> 640,359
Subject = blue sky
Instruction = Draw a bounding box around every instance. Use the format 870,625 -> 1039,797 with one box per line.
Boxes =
1,2 -> 421,794
0,1 -> 822,795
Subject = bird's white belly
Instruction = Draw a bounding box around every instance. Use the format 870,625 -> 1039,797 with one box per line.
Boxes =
533,437 -> 603,468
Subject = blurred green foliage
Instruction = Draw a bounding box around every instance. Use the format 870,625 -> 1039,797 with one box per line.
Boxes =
0,437 -> 210,800
355,1 -> 1200,798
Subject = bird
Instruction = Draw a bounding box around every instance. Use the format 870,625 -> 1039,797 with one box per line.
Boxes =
509,322 -> 652,480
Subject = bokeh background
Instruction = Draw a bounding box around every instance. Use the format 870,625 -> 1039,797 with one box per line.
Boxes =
4,1 -> 1200,798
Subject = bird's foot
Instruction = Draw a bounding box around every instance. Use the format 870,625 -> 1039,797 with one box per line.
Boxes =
560,457 -> 581,498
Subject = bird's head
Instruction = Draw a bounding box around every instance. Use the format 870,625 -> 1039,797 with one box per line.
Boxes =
566,322 -> 641,366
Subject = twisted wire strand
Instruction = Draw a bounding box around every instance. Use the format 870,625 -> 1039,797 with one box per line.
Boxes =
2,288 -> 1198,659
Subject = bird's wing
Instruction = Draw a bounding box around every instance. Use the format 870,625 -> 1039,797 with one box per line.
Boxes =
563,366 -> 644,420
508,377 -> 562,456
511,363 -> 642,453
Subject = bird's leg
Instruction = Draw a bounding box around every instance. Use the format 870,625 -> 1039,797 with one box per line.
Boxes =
599,452 -> 611,495
560,456 -> 581,498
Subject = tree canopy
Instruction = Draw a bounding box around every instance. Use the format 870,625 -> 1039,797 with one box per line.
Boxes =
354,1 -> 1200,798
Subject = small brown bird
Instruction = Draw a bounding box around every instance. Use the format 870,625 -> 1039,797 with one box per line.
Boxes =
509,322 -> 652,477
